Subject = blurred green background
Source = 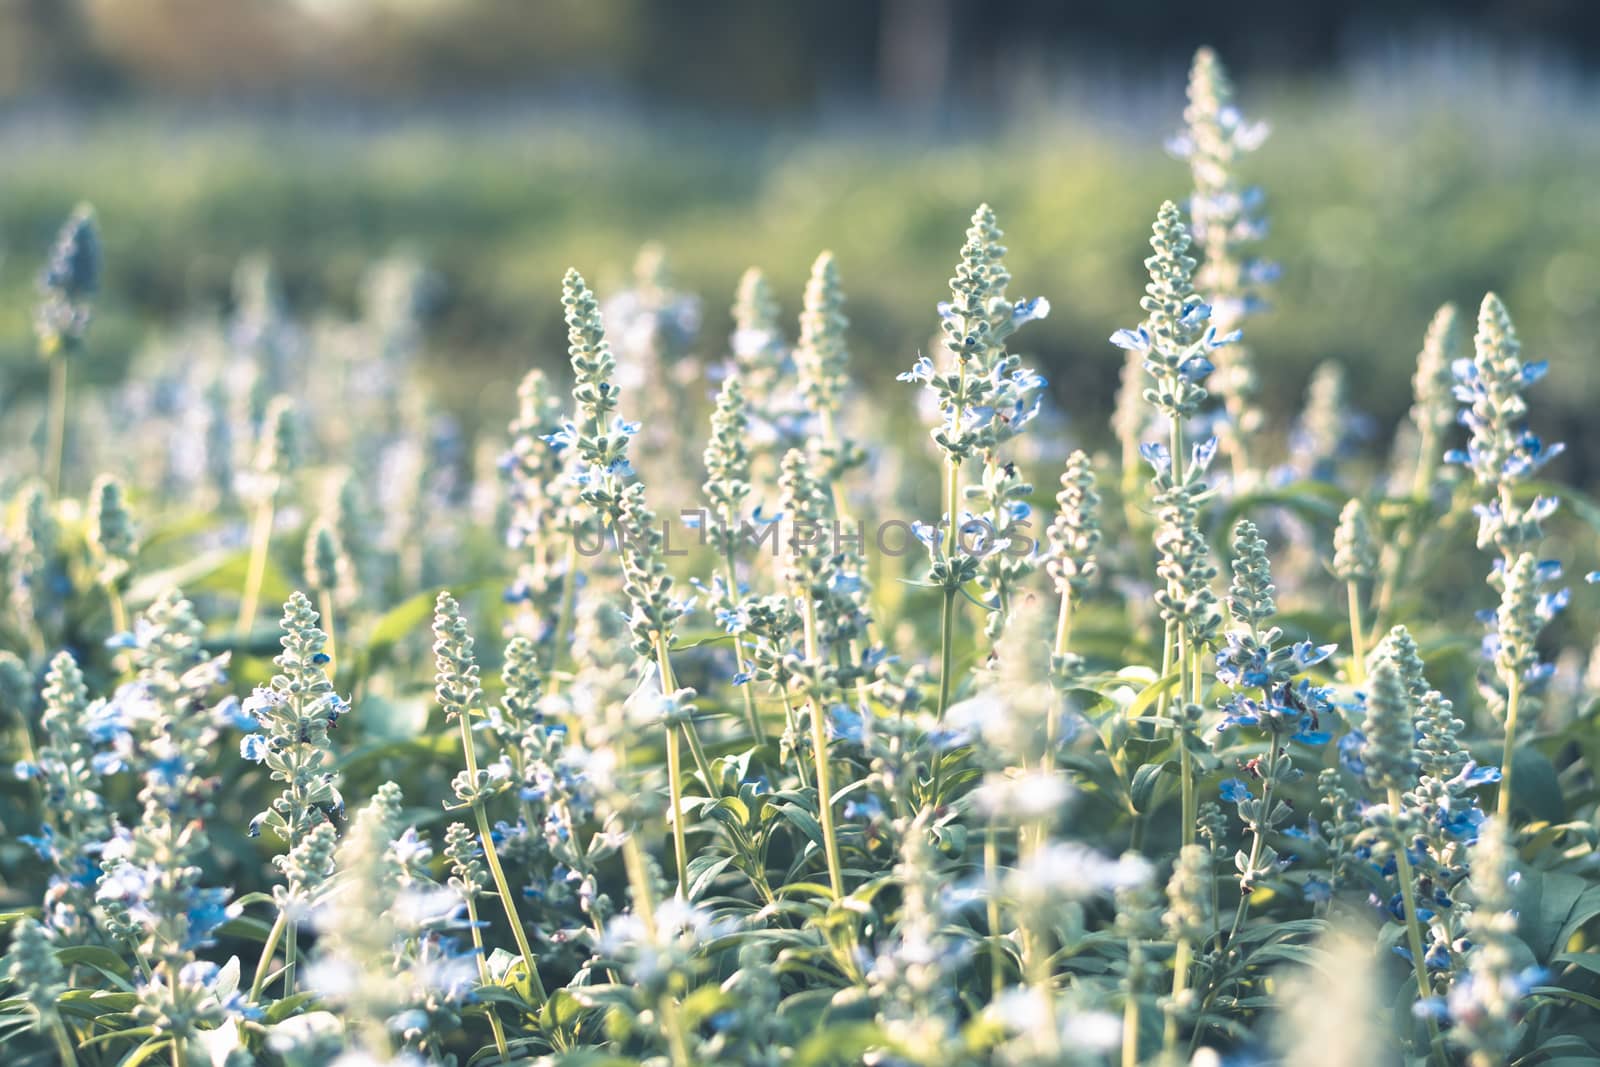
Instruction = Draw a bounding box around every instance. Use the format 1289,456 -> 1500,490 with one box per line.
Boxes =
1,0 -> 1599,473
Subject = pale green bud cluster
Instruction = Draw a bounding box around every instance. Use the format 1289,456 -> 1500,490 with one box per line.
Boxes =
35,204 -> 100,355
1317,768 -> 1361,889
444,820 -> 489,898
277,819 -> 338,916
1152,457 -> 1220,648
2,917 -> 67,1026
243,592 -> 345,845
304,517 -> 353,605
1369,624 -> 1428,700
967,459 -> 1034,640
1045,449 -> 1101,600
795,251 -> 849,429
1140,202 -> 1211,421
563,268 -> 633,521
1331,498 -> 1377,582
1178,48 -> 1271,455
433,592 -> 485,725
1360,655 -> 1415,792
617,484 -> 689,660
1492,552 -> 1558,685
254,394 -> 299,482
1409,303 -> 1462,491
703,374 -> 754,558
1415,690 -> 1469,781
1455,817 -> 1526,1065
1163,843 -> 1212,945
88,474 -> 138,587
499,634 -> 544,735
1227,519 -> 1276,628
731,267 -> 805,458
1292,361 -> 1352,479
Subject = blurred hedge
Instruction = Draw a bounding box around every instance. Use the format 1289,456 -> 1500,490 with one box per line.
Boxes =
0,67 -> 1597,476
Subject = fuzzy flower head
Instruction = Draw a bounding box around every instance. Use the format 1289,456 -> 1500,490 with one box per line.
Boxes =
1449,294 -> 1563,550
1331,498 -> 1377,583
89,474 -> 138,587
561,268 -> 637,520
1360,656 -> 1415,792
240,591 -> 346,843
1488,552 -> 1565,689
432,592 -> 484,726
304,516 -> 354,605
904,205 -> 1049,464
1045,449 -> 1101,601
36,204 -> 100,354
1111,201 -> 1234,425
702,373 -> 754,556
1411,304 -> 1462,478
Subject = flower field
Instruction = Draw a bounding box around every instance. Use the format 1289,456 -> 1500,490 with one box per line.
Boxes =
3,46 -> 1600,1067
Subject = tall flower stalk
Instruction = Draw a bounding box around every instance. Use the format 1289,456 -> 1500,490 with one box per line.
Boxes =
1112,201 -> 1236,843
88,475 -> 138,637
36,205 -> 100,496
1332,498 -> 1377,684
898,205 -> 1048,714
702,374 -> 764,741
240,592 -> 347,1000
237,396 -> 297,633
1171,47 -> 1273,482
433,592 -> 547,1001
1446,293 -> 1565,818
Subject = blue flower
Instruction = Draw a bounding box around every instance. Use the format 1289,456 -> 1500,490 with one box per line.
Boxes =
1178,354 -> 1214,381
540,422 -> 579,451
1219,778 -> 1253,804
829,705 -> 864,743
1139,441 -> 1171,476
1011,296 -> 1050,326
897,356 -> 935,384
240,734 -> 270,763
1110,327 -> 1152,352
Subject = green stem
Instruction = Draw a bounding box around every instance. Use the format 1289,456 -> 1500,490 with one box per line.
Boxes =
46,357 -> 67,496
1226,734 -> 1283,945
664,721 -> 690,894
1347,580 -> 1366,685
1123,945 -> 1142,1067
318,588 -> 338,676
284,918 -> 297,995
236,496 -> 276,634
50,1016 -> 79,1067
458,712 -> 547,1001
474,803 -> 547,1000
106,584 -> 128,638
1390,787 -> 1445,1066
656,637 -> 718,794
249,910 -> 288,1002
1497,677 -> 1521,819
984,818 -> 1004,998
1181,644 -> 1204,847
1164,938 -> 1192,1058
807,690 -> 846,900
936,586 -> 957,720
465,896 -> 511,1060
722,553 -> 764,742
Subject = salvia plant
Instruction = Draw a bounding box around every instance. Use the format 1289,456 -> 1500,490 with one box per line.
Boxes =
6,45 -> 1600,1067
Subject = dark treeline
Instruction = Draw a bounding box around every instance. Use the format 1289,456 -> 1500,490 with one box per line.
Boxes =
3,0 -> 1597,113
